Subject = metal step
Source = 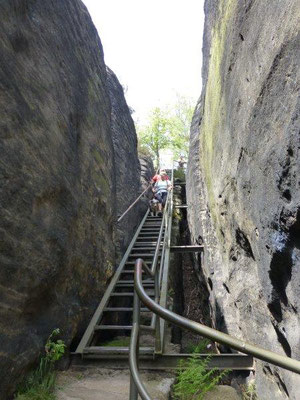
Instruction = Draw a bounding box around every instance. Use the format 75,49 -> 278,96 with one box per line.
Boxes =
133,242 -> 160,246
143,223 -> 163,226
121,270 -> 146,274
125,261 -> 150,265
140,230 -> 162,233
111,292 -> 155,297
83,346 -> 154,355
128,253 -> 160,258
117,280 -> 154,284
116,282 -> 154,287
132,247 -> 162,251
136,236 -> 163,240
138,232 -> 162,236
141,228 -> 162,231
103,307 -> 149,312
94,325 -> 132,330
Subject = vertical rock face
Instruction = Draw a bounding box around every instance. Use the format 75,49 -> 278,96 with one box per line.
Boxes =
106,67 -> 145,258
0,0 -> 143,397
187,1 -> 300,398
139,155 -> 155,191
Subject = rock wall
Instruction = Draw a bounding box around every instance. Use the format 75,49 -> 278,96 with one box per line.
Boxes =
187,1 -> 300,399
107,67 -> 146,259
139,154 -> 155,191
0,0 -> 142,397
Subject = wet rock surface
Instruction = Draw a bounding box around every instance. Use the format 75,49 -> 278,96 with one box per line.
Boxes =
187,1 -> 300,399
0,0 -> 142,397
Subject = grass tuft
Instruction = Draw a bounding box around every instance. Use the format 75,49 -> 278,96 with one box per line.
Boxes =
15,329 -> 65,400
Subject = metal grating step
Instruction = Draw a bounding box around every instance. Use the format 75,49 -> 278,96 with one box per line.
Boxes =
111,292 -> 155,297
128,253 -> 161,258
132,247 -> 162,251
103,307 -> 149,312
117,280 -> 154,284
83,346 -> 154,355
125,261 -> 150,265
116,283 -> 154,288
94,325 -> 132,331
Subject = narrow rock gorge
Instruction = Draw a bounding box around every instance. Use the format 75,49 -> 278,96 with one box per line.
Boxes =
0,0 -> 146,397
187,1 -> 300,399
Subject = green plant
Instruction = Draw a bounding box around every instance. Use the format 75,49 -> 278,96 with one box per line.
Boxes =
173,353 -> 230,399
242,382 -> 259,400
16,329 -> 66,400
186,339 -> 212,354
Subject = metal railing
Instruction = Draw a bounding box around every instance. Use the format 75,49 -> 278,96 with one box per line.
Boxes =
117,167 -> 160,223
129,167 -> 174,399
129,191 -> 300,400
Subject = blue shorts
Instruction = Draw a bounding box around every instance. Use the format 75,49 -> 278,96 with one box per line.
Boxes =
155,191 -> 167,205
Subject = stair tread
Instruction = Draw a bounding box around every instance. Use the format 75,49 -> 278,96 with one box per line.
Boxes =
116,284 -> 154,287
131,243 -> 162,251
128,253 -> 160,257
121,270 -> 147,273
111,292 -> 154,296
103,307 -> 149,312
125,261 -> 150,265
133,242 -> 159,245
94,325 -> 133,330
117,280 -> 154,284
83,346 -> 154,354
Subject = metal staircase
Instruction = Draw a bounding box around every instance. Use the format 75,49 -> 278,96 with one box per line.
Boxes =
75,171 -> 253,372
75,211 -> 165,358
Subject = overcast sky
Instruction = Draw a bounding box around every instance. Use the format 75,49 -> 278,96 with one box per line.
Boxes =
82,0 -> 204,123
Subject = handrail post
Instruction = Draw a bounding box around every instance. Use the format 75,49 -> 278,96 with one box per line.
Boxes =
129,290 -> 141,399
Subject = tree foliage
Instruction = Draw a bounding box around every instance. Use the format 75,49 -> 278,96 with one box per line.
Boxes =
137,95 -> 194,166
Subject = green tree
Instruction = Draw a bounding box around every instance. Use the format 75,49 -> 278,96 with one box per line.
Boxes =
168,94 -> 194,158
137,95 -> 194,166
137,107 -> 171,167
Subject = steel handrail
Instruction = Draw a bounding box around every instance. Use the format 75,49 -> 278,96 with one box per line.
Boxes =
117,183 -> 152,223
129,168 -> 174,398
138,182 -> 173,345
130,258 -> 300,399
117,167 -> 161,223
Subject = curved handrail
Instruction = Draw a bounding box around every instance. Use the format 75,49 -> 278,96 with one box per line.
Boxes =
134,258 -> 300,373
129,323 -> 151,400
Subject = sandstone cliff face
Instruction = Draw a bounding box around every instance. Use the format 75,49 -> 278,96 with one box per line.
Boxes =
187,1 -> 300,399
139,155 -> 155,191
106,67 -> 145,259
0,0 -> 142,397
